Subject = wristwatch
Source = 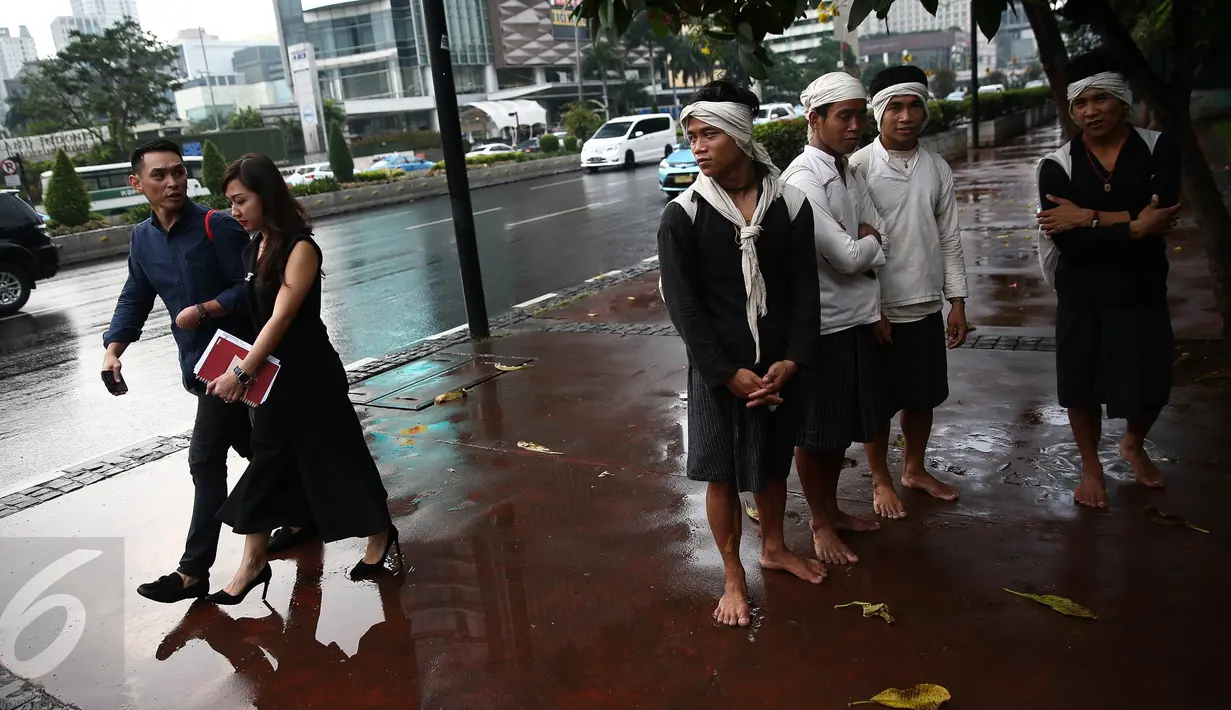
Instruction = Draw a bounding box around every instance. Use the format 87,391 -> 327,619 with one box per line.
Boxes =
232,365 -> 254,386
195,303 -> 209,324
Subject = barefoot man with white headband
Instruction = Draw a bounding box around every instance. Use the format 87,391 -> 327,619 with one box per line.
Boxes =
658,79 -> 825,627
1034,53 -> 1181,508
850,66 -> 969,520
781,71 -> 891,564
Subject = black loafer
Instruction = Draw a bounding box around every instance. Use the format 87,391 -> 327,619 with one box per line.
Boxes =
266,525 -> 319,555
137,573 -> 209,604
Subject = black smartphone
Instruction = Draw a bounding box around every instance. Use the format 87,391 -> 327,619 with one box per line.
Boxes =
102,371 -> 128,395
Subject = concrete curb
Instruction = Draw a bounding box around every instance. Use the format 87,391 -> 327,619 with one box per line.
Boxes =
51,156 -> 584,266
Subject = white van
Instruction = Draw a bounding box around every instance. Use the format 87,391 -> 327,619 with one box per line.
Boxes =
580,114 -> 676,172
754,103 -> 800,125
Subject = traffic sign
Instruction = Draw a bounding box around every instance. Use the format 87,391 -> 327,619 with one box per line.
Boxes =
2,157 -> 19,188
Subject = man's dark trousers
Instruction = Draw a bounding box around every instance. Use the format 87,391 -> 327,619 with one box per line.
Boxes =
178,394 -> 252,579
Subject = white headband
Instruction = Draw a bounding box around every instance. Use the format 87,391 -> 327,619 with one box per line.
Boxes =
871,82 -> 931,132
1067,71 -> 1132,108
679,100 -> 780,175
801,72 -> 866,112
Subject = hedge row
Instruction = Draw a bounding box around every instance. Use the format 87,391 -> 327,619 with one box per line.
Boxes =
752,86 -> 1053,170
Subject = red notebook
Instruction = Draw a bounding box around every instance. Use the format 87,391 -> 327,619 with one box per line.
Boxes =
193,330 -> 282,407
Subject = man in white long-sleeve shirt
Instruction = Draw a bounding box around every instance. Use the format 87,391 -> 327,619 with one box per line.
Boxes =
779,72 -> 891,565
849,66 -> 969,519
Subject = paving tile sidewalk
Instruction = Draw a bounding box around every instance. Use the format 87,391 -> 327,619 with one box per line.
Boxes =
1,126 -> 1226,709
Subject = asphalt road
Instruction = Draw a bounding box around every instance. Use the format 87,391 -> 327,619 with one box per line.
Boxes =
0,165 -> 669,494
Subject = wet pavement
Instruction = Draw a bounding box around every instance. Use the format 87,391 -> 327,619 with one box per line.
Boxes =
1,126 -> 1227,709
0,167 -> 669,493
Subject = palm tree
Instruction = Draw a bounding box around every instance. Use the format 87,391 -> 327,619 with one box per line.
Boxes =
583,38 -> 624,118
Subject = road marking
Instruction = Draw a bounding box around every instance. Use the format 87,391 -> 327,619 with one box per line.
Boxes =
424,323 -> 469,340
529,177 -> 583,190
585,270 -> 623,283
505,199 -> 621,228
344,357 -> 378,370
641,255 -> 660,263
0,294 -> 120,322
513,292 -> 558,308
404,207 -> 502,230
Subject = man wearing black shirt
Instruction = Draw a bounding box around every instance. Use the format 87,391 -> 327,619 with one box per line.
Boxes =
1035,54 -> 1181,508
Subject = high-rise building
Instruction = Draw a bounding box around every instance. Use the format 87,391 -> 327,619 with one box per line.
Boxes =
0,27 -> 38,127
855,0 -> 997,72
272,0 -> 654,139
51,0 -> 139,53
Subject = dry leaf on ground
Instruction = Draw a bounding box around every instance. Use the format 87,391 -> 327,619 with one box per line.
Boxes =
889,434 -> 906,448
435,390 -> 465,404
744,501 -> 760,523
400,424 -> 428,435
850,683 -> 951,709
1144,506 -> 1210,534
1003,588 -> 1097,619
517,441 -> 562,455
494,363 -> 531,371
834,601 -> 895,624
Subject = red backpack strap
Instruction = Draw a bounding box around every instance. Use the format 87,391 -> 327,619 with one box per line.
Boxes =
205,209 -> 217,241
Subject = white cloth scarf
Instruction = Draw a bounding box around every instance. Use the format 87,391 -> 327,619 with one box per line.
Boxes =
800,72 -> 867,142
1066,71 -> 1133,109
679,100 -> 781,365
871,81 -> 931,132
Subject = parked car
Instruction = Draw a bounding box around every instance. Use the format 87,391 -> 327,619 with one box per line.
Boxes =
977,83 -> 1006,94
945,89 -> 968,101
282,164 -> 318,186
1025,79 -> 1047,89
517,138 -> 540,153
363,154 -> 435,174
658,140 -> 700,194
302,163 -> 334,182
579,114 -> 675,172
465,143 -> 516,158
754,103 -> 800,125
0,190 -> 59,316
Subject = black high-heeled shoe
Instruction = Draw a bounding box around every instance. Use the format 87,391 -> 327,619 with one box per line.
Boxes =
350,526 -> 402,579
205,563 -> 272,606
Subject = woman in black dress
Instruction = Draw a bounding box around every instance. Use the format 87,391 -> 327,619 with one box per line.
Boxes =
205,154 -> 400,603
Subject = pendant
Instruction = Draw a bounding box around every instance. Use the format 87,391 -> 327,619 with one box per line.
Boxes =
1104,183 -> 1111,193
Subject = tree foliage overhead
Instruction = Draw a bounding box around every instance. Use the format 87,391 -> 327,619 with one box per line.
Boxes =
4,19 -> 179,152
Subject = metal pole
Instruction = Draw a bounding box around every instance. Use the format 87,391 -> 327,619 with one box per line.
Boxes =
199,28 -> 220,132
969,6 -> 980,151
574,19 -> 583,105
423,0 -> 490,339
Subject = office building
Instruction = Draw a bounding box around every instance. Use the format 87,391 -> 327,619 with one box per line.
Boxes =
0,27 -> 39,126
234,45 -> 287,84
855,0 -> 997,71
764,1 -> 860,65
51,0 -> 139,52
271,0 -> 656,138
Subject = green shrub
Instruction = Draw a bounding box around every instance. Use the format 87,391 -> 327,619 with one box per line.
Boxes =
290,176 -> 341,197
122,205 -> 151,225
328,121 -> 354,183
538,133 -> 560,152
349,169 -> 404,184
564,136 -> 578,152
49,218 -> 110,236
753,118 -> 808,171
44,150 -> 92,227
199,193 -> 231,210
201,140 -> 227,195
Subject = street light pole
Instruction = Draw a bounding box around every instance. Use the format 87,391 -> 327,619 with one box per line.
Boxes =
574,18 -> 584,105
423,0 -> 490,339
969,6 -> 980,152
198,27 -> 220,132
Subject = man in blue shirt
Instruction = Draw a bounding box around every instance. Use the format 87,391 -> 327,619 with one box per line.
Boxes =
102,140 -> 311,603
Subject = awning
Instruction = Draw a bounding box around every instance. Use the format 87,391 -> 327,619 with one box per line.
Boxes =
461,99 -> 548,130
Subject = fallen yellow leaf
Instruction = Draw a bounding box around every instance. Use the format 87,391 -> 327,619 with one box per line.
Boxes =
850,683 -> 951,708
435,390 -> 466,404
744,501 -> 760,523
835,601 -> 895,624
494,363 -> 531,371
1003,588 -> 1097,619
1145,506 -> 1210,534
1174,246 -> 1183,252
889,433 -> 906,448
517,440 -> 562,455
400,424 -> 427,435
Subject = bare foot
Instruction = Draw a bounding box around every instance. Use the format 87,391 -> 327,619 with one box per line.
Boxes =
810,522 -> 860,565
1073,467 -> 1108,509
830,510 -> 881,533
1119,438 -> 1166,489
713,567 -> 751,627
872,479 -> 907,519
760,545 -> 826,584
901,465 -> 959,501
